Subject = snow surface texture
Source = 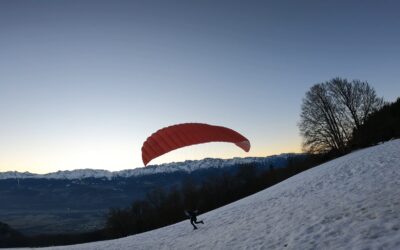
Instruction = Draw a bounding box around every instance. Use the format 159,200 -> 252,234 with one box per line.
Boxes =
16,140 -> 400,250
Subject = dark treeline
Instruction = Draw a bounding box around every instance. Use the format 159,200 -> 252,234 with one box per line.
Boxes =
0,154 -> 326,248
102,154 -> 327,239
0,222 -> 26,248
0,221 -> 107,248
349,97 -> 400,149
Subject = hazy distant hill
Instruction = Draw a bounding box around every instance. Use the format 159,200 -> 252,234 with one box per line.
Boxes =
0,154 -> 301,235
0,221 -> 26,247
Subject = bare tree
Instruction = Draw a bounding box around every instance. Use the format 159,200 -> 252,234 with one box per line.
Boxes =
299,78 -> 383,154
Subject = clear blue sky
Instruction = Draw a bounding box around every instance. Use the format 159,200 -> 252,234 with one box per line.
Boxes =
1,0 -> 399,173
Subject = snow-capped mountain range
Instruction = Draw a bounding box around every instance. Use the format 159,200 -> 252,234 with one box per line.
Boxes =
0,153 -> 299,180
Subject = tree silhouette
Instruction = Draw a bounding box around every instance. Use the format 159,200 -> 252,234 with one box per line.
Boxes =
299,78 -> 383,154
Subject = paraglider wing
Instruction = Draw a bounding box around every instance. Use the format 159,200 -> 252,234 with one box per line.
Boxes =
141,123 -> 250,166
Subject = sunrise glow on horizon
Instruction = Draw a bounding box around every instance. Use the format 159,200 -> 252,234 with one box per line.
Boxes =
1,131 -> 302,174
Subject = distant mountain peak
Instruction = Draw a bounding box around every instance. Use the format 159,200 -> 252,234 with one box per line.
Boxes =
0,153 -> 301,180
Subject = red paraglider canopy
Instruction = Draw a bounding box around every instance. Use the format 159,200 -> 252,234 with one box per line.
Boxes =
141,123 -> 250,166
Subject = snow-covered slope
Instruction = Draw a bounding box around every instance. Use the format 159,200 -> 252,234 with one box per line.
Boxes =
17,140 -> 400,249
0,154 -> 296,180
